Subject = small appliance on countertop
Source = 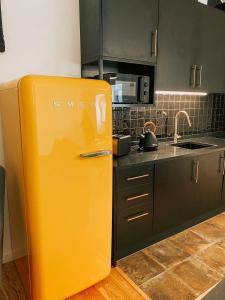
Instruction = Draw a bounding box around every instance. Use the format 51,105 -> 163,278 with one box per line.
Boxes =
101,73 -> 150,104
139,121 -> 158,151
113,134 -> 131,157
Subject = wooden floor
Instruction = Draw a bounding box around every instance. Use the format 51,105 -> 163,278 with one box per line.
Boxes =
68,268 -> 150,300
0,264 -> 149,300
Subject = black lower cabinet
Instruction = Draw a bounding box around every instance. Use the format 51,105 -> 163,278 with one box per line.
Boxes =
154,151 -> 224,235
116,204 -> 153,259
154,157 -> 196,234
193,152 -> 224,215
113,150 -> 225,262
113,163 -> 154,261
222,181 -> 225,205
219,152 -> 225,205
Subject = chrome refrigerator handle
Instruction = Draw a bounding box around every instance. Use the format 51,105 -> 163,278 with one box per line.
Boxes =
80,150 -> 112,158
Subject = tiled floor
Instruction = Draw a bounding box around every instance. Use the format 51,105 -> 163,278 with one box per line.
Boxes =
118,212 -> 225,300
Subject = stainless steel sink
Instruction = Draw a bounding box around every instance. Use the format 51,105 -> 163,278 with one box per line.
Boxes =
171,141 -> 217,150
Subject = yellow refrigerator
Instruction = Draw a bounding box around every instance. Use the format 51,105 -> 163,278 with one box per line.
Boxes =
0,75 -> 112,300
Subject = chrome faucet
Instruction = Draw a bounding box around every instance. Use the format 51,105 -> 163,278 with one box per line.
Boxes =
174,111 -> 192,144
162,111 -> 168,137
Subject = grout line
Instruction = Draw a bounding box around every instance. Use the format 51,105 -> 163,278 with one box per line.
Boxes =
193,253 -> 225,278
140,250 -> 166,270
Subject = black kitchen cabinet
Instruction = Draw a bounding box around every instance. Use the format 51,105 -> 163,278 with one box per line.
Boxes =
196,4 -> 225,93
222,181 -> 225,205
192,152 -> 224,215
113,163 -> 154,261
79,0 -> 159,64
154,151 -> 224,234
154,156 -> 196,234
156,0 -> 225,93
102,0 -> 158,64
220,152 -> 225,205
156,0 -> 200,92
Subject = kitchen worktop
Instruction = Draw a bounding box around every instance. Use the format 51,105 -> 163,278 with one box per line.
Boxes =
113,135 -> 225,168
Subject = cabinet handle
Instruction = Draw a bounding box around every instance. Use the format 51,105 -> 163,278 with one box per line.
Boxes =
127,212 -> 149,222
126,193 -> 150,202
219,155 -> 225,174
193,161 -> 200,184
196,66 -> 203,88
190,65 -> 197,87
126,174 -> 150,181
151,29 -> 158,57
223,156 -> 225,176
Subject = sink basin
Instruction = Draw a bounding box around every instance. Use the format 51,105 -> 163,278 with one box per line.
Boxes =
172,141 -> 217,150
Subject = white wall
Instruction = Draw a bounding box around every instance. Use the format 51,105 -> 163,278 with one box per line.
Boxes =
0,0 -> 81,262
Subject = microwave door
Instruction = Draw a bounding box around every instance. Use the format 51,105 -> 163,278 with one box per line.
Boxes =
116,80 -> 138,104
112,84 -> 123,103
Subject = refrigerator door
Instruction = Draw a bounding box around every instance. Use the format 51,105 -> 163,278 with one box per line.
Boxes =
18,76 -> 112,300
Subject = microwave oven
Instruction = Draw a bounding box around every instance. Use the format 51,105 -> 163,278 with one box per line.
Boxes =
102,73 -> 150,104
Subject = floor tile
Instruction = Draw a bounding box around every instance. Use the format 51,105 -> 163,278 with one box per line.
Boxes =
169,230 -> 211,254
206,214 -> 225,229
195,244 -> 225,276
171,257 -> 222,296
143,239 -> 190,268
140,271 -> 195,300
191,222 -> 225,242
117,251 -> 164,286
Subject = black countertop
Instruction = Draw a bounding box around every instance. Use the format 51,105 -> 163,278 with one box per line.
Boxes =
113,135 -> 225,169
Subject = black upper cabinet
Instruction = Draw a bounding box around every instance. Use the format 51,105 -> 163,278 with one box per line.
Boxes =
197,4 -> 225,93
79,0 -> 159,64
102,0 -> 158,63
156,0 -> 225,93
156,0 -> 200,92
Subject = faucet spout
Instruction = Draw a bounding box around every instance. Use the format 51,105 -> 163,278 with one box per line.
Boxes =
174,111 -> 192,144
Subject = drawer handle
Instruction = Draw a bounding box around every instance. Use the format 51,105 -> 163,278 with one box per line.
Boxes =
127,212 -> 149,222
126,174 -> 150,181
126,193 -> 150,202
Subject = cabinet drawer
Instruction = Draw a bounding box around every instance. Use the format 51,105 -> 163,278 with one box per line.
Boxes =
116,164 -> 154,189
116,205 -> 153,259
117,184 -> 153,210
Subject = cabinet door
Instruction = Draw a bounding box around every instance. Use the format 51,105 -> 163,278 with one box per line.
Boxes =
102,0 -> 159,63
156,0 -> 200,91
196,4 -> 225,93
154,157 -> 196,234
116,204 -> 153,259
193,152 -> 224,215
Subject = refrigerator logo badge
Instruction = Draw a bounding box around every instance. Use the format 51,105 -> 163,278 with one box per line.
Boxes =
52,100 -> 75,108
53,100 -> 61,108
67,100 -> 74,108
